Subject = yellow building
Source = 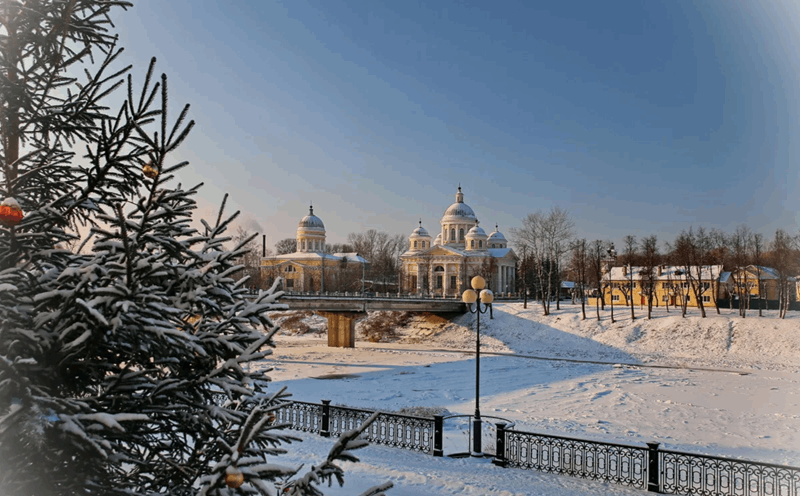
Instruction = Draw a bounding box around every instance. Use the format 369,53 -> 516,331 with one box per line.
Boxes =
719,265 -> 797,302
261,206 -> 368,292
591,264 -> 724,308
400,187 -> 518,296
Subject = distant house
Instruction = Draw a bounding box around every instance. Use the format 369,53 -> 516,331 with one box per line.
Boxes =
590,265 -> 724,308
719,265 -> 796,303
560,281 -> 576,300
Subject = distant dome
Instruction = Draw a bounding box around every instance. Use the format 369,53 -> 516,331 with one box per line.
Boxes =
298,205 -> 325,230
441,186 -> 477,223
488,225 -> 506,242
433,233 -> 442,245
466,223 -> 487,238
410,220 -> 431,239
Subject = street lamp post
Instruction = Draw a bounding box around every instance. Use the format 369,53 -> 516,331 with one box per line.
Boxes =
462,275 -> 494,456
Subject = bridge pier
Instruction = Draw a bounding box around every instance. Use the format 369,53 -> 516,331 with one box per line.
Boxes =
317,311 -> 365,348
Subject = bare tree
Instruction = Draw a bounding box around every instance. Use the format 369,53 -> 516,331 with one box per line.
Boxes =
325,243 -> 355,254
587,240 -> 607,320
233,227 -> 268,290
275,237 -> 297,255
708,229 -> 731,313
621,235 -> 637,320
640,236 -> 659,319
511,212 -> 548,315
670,229 -> 707,317
769,229 -> 798,318
348,230 -> 407,293
752,233 -> 765,317
570,239 -> 589,320
544,207 -> 574,312
730,225 -> 754,318
478,255 -> 499,292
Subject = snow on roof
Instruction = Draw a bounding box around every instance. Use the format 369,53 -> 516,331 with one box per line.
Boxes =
269,252 -> 365,263
333,252 -> 369,264
604,265 -> 723,282
747,265 -> 779,279
488,247 -> 516,259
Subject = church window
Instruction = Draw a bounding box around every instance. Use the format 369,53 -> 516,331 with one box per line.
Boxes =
491,244 -> 495,248
301,240 -> 306,250
286,279 -> 294,289
414,241 -> 417,248
470,240 -> 474,249
450,228 -> 455,241
450,275 -> 457,289
284,265 -> 296,272
479,240 -> 483,248
436,276 -> 443,289
459,228 -> 464,241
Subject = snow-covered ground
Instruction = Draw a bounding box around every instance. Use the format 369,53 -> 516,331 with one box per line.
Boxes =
260,303 -> 800,495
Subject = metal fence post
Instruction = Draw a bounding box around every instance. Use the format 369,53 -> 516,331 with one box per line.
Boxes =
647,442 -> 660,492
433,415 -> 443,457
320,400 -> 331,437
492,423 -> 507,467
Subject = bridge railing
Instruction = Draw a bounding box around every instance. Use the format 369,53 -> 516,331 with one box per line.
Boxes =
279,290 -> 524,300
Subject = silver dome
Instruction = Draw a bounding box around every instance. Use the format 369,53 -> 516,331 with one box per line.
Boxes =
443,202 -> 477,220
441,186 -> 477,222
298,205 -> 325,229
410,220 -> 431,238
488,225 -> 506,241
466,224 -> 487,237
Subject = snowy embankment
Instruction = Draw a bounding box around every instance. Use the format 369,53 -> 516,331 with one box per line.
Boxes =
457,303 -> 800,371
264,304 -> 800,495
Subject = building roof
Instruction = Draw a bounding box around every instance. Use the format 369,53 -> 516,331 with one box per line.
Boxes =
333,252 -> 369,264
269,251 -> 367,264
603,265 -> 723,282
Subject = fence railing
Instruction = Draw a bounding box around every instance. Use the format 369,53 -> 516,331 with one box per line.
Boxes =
276,400 -> 436,455
276,401 -> 800,496
493,423 -> 800,496
494,424 -> 648,489
658,448 -> 800,496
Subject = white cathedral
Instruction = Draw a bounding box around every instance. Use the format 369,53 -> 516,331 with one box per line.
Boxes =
400,187 -> 518,296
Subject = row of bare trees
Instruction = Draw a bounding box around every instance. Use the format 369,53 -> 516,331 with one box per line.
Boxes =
563,226 -> 800,321
511,207 -> 575,315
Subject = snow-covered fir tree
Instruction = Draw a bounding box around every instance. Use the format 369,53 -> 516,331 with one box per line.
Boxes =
0,2 -> 389,495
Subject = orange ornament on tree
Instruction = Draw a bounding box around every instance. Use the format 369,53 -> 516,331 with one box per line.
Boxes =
224,469 -> 244,489
142,162 -> 158,179
0,197 -> 23,226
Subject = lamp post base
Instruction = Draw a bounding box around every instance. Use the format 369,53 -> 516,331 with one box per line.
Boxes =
472,417 -> 482,456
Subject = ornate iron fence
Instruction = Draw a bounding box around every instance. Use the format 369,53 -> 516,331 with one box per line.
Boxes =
275,401 -> 800,495
659,449 -> 800,496
496,424 -> 648,489
329,405 -> 435,454
275,400 -> 324,433
276,400 -> 436,455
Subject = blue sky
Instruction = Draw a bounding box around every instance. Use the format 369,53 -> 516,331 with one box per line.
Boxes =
114,0 -> 800,248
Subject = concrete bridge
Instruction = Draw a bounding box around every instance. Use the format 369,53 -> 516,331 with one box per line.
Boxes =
280,294 -> 467,348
